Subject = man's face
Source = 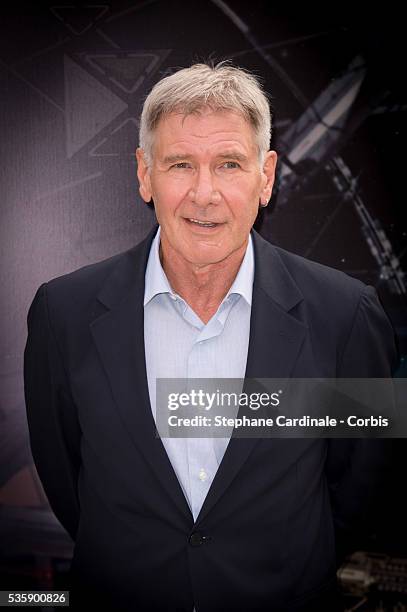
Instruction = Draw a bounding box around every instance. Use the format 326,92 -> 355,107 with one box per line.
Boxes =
136,109 -> 277,267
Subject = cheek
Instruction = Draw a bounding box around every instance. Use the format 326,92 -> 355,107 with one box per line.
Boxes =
227,187 -> 260,225
226,175 -> 261,200
152,178 -> 190,210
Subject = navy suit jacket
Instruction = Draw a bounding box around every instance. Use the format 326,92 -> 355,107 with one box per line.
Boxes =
24,227 -> 398,612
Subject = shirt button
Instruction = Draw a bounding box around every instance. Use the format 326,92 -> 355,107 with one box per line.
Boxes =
199,468 -> 207,482
170,294 -> 177,301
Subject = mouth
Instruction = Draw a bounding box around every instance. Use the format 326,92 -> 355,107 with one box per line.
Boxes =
184,217 -> 223,229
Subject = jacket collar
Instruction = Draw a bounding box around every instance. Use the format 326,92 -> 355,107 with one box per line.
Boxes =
95,225 -> 303,313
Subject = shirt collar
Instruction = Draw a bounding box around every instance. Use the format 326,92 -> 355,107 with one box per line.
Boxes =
144,226 -> 254,307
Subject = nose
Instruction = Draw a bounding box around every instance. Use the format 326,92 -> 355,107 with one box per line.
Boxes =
189,167 -> 220,206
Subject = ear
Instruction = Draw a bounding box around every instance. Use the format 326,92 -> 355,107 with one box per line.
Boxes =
259,150 -> 278,207
136,148 -> 152,203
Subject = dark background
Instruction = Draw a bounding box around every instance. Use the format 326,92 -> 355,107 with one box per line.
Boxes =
0,0 -> 406,600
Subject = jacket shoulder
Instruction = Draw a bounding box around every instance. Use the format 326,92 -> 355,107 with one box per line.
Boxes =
265,241 -> 397,375
252,230 -> 367,312
38,228 -> 153,326
47,246 -> 133,294
273,243 -> 366,301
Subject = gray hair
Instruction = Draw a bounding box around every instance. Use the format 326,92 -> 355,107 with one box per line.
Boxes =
139,62 -> 272,166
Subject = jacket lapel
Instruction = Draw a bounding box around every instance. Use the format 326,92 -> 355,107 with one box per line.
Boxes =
194,230 -> 308,525
89,225 -> 194,524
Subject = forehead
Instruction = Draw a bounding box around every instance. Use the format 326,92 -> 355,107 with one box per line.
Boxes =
153,108 -> 258,154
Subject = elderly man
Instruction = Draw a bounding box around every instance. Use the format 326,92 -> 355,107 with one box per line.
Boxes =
24,63 -> 397,611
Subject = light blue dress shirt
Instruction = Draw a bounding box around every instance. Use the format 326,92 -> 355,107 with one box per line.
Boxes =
144,226 -> 254,522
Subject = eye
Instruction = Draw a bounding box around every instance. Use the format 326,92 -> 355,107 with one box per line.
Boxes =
170,162 -> 192,169
221,161 -> 241,169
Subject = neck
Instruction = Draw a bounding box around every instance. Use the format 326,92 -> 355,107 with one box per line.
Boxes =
159,237 -> 248,324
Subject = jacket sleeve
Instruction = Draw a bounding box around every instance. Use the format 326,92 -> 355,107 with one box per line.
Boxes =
325,285 -> 399,562
24,282 -> 81,541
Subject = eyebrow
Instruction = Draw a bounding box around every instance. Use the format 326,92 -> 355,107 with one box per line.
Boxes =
217,151 -> 248,162
162,154 -> 194,165
161,151 -> 248,165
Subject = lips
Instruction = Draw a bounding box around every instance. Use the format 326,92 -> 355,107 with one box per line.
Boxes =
185,217 -> 222,228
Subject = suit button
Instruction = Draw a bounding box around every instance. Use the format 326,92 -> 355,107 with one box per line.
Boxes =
189,532 -> 204,547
